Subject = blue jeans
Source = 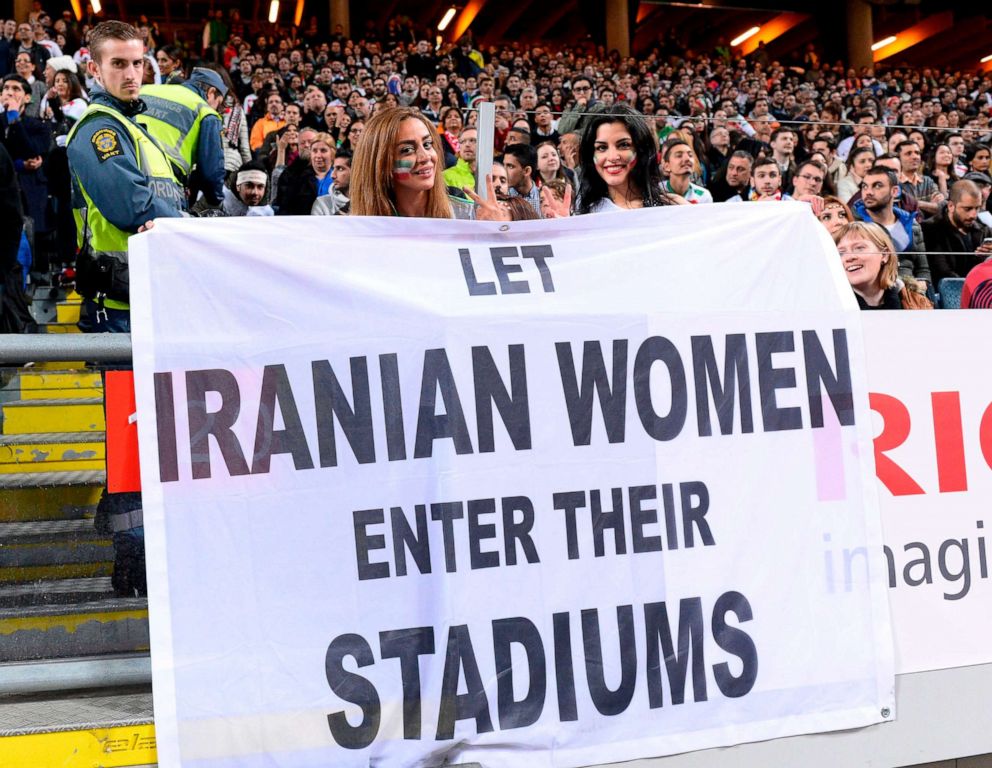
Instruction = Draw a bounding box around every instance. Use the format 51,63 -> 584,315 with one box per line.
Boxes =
79,298 -> 130,333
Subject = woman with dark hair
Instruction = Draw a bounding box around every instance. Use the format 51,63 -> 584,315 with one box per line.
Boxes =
45,70 -> 88,135
338,119 -> 365,153
837,145 -> 876,203
156,44 -> 185,84
925,142 -> 958,198
445,85 -> 465,109
575,104 -> 673,214
967,143 -> 990,175
438,106 -> 463,168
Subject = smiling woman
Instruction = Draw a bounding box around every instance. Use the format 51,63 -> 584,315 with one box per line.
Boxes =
350,106 -> 508,221
832,221 -> 932,310
576,104 -> 673,214
350,107 -> 453,217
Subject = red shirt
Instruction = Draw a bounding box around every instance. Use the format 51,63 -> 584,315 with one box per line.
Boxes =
962,260 -> 992,308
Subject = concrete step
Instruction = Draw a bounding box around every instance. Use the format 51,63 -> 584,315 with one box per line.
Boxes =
0,653 -> 150,696
0,576 -> 118,609
0,519 -> 113,584
0,561 -> 112,585
0,687 -> 156,767
0,485 -> 101,523
0,433 -> 105,474
0,595 -> 148,661
0,399 -> 105,435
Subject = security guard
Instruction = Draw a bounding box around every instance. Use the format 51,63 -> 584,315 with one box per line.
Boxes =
138,67 -> 227,205
66,20 -> 185,597
67,20 -> 185,332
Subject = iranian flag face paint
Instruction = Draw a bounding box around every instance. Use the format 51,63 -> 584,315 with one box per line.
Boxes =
393,158 -> 415,180
592,122 -> 639,188
594,151 -> 636,168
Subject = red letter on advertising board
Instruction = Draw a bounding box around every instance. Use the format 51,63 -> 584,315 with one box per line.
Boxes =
869,393 -> 925,496
931,392 -> 968,493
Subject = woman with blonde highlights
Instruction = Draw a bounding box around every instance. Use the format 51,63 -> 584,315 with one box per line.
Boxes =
350,107 -> 454,218
350,106 -> 507,220
832,221 -> 931,310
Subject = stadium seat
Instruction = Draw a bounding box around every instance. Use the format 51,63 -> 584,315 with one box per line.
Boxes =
937,278 -> 965,309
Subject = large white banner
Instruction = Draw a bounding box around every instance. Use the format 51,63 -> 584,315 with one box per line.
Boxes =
861,313 -> 992,674
130,204 -> 894,768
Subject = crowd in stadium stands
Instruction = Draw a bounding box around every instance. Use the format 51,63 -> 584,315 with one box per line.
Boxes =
3,6 -> 992,333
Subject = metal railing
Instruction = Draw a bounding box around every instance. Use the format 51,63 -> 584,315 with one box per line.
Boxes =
0,333 -> 133,365
0,334 -> 142,695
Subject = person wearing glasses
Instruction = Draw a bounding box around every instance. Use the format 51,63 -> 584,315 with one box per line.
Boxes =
790,159 -> 829,198
557,76 -> 602,137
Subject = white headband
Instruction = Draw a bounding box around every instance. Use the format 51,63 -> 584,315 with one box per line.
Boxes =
237,170 -> 267,186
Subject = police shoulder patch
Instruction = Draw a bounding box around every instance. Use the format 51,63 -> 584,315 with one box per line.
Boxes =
92,127 -> 123,162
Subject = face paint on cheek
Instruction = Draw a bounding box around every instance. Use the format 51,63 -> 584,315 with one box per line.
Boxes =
392,158 -> 415,180
624,151 -> 636,168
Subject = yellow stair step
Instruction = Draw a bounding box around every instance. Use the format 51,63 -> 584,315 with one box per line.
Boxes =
15,372 -> 103,400
19,362 -> 88,371
41,323 -> 81,334
55,303 -> 81,324
0,400 -> 105,435
0,433 -> 106,473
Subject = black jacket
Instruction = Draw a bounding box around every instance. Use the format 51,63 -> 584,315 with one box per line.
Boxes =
274,158 -> 317,215
922,207 -> 992,286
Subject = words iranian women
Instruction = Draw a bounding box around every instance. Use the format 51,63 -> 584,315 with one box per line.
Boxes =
150,314 -> 854,746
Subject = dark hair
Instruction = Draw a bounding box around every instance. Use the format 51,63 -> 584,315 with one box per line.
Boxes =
966,142 -> 991,162
158,43 -> 183,65
502,142 -> 537,175
1,73 -> 30,92
751,156 -> 778,175
864,165 -> 899,187
53,70 -> 85,101
813,133 -> 836,149
770,127 -> 796,143
334,147 -> 353,165
846,145 -> 876,171
895,140 -> 919,155
660,136 -> 690,163
576,104 -> 670,214
237,159 -> 268,176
